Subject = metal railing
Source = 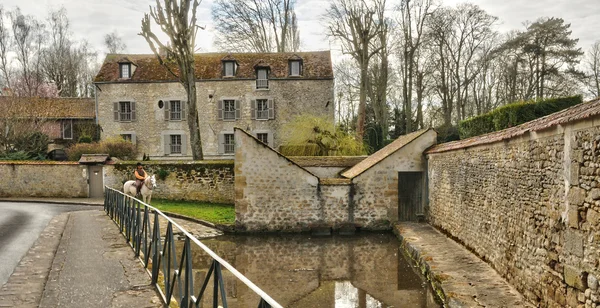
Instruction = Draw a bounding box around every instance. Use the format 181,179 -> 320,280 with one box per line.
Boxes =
104,187 -> 282,308
256,79 -> 269,89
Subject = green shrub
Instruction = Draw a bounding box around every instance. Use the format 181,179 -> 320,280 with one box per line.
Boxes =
156,169 -> 170,180
65,142 -> 99,161
0,150 -> 32,160
78,135 -> 93,143
103,138 -> 136,160
458,95 -> 582,139
65,137 -> 136,161
12,131 -> 49,159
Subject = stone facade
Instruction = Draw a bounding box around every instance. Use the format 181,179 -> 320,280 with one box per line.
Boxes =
234,128 -> 437,231
94,52 -> 334,160
427,118 -> 600,307
105,161 -> 234,203
0,163 -> 88,197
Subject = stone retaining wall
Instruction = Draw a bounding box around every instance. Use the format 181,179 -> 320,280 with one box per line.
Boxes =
427,118 -> 600,307
105,161 -> 234,203
0,163 -> 88,198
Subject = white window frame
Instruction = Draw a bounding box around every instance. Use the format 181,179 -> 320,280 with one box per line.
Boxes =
170,134 -> 182,154
224,133 -> 235,154
223,61 -> 236,77
254,130 -> 274,147
256,99 -> 269,120
256,68 -> 269,89
61,119 -> 73,140
223,100 -> 236,120
170,100 -> 182,121
289,60 -> 302,76
120,131 -> 137,145
120,63 -> 131,78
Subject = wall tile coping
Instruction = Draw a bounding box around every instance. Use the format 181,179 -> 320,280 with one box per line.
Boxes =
341,129 -> 432,179
427,97 -> 600,154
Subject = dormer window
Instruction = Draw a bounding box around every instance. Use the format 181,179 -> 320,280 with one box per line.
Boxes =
223,61 -> 237,77
256,68 -> 269,89
120,63 -> 131,78
289,60 -> 303,76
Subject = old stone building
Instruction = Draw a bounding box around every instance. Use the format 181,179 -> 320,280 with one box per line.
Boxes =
93,51 -> 334,160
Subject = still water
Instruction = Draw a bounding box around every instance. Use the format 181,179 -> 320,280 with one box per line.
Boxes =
175,232 -> 440,308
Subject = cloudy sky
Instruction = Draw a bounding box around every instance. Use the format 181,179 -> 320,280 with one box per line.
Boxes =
2,0 -> 599,58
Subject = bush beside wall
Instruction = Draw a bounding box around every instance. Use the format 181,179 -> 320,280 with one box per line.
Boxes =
458,96 -> 582,139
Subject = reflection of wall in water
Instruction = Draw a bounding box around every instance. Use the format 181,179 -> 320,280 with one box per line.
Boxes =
194,234 -> 433,307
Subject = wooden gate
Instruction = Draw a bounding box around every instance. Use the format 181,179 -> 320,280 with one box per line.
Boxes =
398,172 -> 423,221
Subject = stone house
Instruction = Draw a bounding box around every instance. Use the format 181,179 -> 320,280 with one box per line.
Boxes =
93,51 -> 334,160
0,96 -> 96,149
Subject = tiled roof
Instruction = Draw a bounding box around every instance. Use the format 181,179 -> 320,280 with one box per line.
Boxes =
427,97 -> 600,154
94,51 -> 333,83
0,96 -> 95,119
289,156 -> 367,167
341,129 -> 432,179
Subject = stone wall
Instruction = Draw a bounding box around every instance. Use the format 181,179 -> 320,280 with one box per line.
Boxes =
427,118 -> 600,307
0,162 -> 88,197
96,78 -> 334,160
352,130 -> 437,228
105,161 -> 234,203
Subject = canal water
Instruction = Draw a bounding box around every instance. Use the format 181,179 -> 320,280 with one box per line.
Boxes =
174,232 -> 440,307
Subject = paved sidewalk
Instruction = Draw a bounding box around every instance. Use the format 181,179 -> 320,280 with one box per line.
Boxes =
395,222 -> 532,307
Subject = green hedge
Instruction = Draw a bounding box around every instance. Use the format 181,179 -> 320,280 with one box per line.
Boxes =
458,96 -> 582,139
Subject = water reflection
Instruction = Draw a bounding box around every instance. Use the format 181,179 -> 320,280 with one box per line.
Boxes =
174,232 -> 439,308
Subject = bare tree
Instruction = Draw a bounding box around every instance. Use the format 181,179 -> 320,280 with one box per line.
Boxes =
140,0 -> 204,160
212,0 -> 300,52
584,41 -> 600,98
326,0 -> 387,141
104,31 -> 126,54
0,6 -> 12,91
395,0 -> 434,133
10,8 -> 46,97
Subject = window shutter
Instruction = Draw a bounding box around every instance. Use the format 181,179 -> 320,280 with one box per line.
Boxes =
113,102 -> 119,121
181,101 -> 187,121
181,134 -> 187,155
217,100 -> 223,120
268,99 -> 274,119
131,102 -> 136,121
164,134 -> 171,155
235,100 -> 241,120
218,133 -> 225,154
268,131 -> 274,148
131,132 -> 137,145
222,62 -> 226,76
251,100 -> 256,119
164,100 -> 170,121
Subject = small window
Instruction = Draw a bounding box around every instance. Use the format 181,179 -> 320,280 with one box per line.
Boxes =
257,133 -> 268,144
118,101 -> 132,121
224,134 -> 234,154
256,99 -> 269,120
120,63 -> 131,78
223,61 -> 236,77
170,134 -> 182,154
251,99 -> 274,120
61,120 -> 73,139
121,134 -> 132,142
256,68 -> 269,89
289,60 -> 302,76
223,100 -> 236,120
170,100 -> 181,120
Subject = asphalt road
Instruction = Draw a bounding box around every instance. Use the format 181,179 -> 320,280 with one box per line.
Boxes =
0,202 -> 95,287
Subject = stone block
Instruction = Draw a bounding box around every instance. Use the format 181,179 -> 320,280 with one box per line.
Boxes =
565,266 -> 587,291
570,208 -> 581,229
591,189 -> 600,200
571,163 -> 581,184
570,187 -> 587,206
588,274 -> 598,291
568,287 -> 580,307
587,209 -> 600,227
564,229 -> 584,257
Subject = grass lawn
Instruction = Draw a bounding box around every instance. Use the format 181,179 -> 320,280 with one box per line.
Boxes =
150,199 -> 235,225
